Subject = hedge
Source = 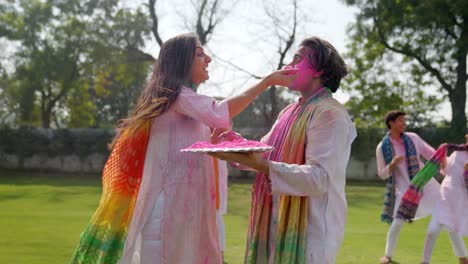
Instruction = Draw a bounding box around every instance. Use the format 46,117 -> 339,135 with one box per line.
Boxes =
0,126 -> 461,165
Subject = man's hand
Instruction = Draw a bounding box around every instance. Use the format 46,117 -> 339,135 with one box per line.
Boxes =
389,155 -> 404,171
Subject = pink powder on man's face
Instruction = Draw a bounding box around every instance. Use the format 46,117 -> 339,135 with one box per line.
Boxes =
285,57 -> 320,91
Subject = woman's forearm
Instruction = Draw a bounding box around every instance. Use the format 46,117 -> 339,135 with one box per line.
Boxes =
226,78 -> 270,118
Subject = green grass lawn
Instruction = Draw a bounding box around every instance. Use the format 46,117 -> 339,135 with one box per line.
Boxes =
0,171 -> 463,263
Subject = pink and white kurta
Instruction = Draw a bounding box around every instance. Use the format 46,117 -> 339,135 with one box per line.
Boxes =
216,159 -> 228,251
376,132 -> 441,220
118,87 -> 231,264
433,150 -> 468,236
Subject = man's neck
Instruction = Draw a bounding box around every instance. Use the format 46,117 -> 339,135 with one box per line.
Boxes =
299,81 -> 323,102
389,130 -> 402,141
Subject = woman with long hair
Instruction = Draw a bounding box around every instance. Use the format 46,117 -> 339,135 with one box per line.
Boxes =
69,32 -> 295,264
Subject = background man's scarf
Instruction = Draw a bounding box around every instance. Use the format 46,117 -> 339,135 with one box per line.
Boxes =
70,121 -> 151,264
396,145 -> 446,222
447,143 -> 468,193
245,88 -> 332,264
380,133 -> 419,223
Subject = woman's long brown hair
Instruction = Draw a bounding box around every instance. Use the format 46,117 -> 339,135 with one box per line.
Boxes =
109,33 -> 198,148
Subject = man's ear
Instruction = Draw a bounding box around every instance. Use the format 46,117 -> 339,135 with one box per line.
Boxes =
312,70 -> 323,78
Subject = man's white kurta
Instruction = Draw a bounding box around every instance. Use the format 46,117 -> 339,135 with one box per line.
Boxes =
264,97 -> 356,263
376,132 -> 440,220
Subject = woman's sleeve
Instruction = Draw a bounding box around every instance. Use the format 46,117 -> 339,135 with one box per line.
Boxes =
173,88 -> 232,128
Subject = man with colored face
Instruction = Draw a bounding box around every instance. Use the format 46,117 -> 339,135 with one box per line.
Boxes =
211,37 -> 356,264
376,110 -> 441,264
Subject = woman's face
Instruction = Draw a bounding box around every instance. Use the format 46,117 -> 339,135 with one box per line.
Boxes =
190,39 -> 212,85
465,133 -> 468,144
284,46 -> 321,91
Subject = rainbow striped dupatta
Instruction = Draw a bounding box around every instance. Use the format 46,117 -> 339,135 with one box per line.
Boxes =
396,145 -> 447,222
70,121 -> 151,264
245,88 -> 332,264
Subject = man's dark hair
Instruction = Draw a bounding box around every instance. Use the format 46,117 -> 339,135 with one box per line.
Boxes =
384,110 -> 406,129
300,37 -> 348,93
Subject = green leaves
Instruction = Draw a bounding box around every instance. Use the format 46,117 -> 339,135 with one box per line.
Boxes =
344,0 -> 467,136
0,0 -> 152,128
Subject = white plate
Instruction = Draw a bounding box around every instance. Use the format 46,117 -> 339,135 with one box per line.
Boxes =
181,146 -> 274,153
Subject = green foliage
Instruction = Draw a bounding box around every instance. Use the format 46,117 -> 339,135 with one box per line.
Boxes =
351,128 -> 386,161
0,127 -> 114,159
2,127 -> 459,170
0,0 -> 152,128
344,0 -> 467,137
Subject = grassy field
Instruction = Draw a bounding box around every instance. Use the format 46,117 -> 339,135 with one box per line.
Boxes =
0,171 -> 463,263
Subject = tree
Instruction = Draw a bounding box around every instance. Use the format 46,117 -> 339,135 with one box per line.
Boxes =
70,6 -> 152,127
344,0 -> 467,138
231,0 -> 301,128
0,0 -> 151,128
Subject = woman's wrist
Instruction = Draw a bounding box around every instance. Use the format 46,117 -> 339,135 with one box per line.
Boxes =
262,74 -> 273,87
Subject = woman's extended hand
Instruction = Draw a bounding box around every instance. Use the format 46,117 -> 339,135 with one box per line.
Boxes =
211,128 -> 229,144
211,129 -> 244,144
208,151 -> 269,175
264,68 -> 298,87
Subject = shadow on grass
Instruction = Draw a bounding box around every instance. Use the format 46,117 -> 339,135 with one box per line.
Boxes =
0,192 -> 27,202
0,169 -> 101,187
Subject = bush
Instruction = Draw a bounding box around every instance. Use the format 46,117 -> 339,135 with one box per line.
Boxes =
0,127 -> 115,159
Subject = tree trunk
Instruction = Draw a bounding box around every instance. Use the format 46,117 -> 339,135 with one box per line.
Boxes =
41,103 -> 53,128
450,47 -> 467,140
448,82 -> 467,140
41,113 -> 51,128
268,86 -> 278,127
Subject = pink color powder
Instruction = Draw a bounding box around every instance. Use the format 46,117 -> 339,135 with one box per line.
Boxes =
182,139 -> 272,151
284,57 -> 321,91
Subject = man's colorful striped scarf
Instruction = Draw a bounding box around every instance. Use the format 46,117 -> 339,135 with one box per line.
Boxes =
70,121 -> 151,264
380,133 -> 419,223
447,143 -> 468,193
245,87 -> 332,264
396,145 -> 447,222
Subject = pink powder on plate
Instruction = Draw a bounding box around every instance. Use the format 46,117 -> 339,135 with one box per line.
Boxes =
182,139 -> 273,151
